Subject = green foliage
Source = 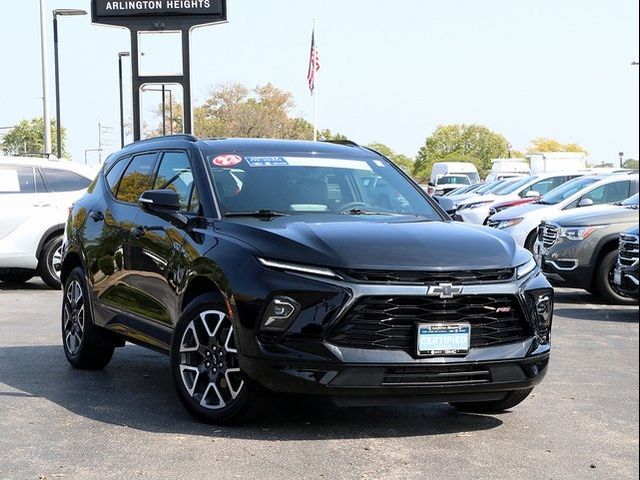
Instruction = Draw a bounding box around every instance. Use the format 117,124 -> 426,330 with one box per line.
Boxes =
622,158 -> 639,169
527,138 -> 587,154
1,117 -> 68,158
413,124 -> 509,180
367,143 -> 414,173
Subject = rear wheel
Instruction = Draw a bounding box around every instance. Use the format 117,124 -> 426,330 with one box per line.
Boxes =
38,235 -> 63,289
62,267 -> 115,369
450,388 -> 533,413
171,294 -> 255,425
0,270 -> 34,284
594,250 -> 636,305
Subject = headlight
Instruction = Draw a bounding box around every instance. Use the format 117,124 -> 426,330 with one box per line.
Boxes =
257,258 -> 340,279
459,200 -> 492,211
516,257 -> 537,279
559,225 -> 605,241
496,218 -> 523,229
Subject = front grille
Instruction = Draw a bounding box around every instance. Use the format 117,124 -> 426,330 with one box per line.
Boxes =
337,269 -> 514,285
619,233 -> 639,267
538,223 -> 559,248
327,295 -> 530,355
382,365 -> 491,386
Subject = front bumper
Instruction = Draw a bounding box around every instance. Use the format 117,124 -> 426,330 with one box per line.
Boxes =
458,206 -> 492,225
232,262 -> 553,403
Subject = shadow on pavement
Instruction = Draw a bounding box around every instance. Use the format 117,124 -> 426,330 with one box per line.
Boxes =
0,345 -> 503,440
0,279 -> 53,292
554,307 -> 639,323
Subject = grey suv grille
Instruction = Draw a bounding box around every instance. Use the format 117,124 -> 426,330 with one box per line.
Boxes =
539,223 -> 559,248
619,233 -> 639,267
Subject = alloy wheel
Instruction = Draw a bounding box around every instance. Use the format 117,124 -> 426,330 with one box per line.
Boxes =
179,310 -> 244,410
51,245 -> 63,280
63,279 -> 85,355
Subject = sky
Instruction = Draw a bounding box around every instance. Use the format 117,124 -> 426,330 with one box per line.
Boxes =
0,0 -> 638,167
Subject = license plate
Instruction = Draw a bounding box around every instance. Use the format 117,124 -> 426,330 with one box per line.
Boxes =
417,324 -> 471,356
614,268 -> 622,285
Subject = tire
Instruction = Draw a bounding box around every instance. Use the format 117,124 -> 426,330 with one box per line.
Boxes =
0,270 -> 34,284
171,294 -> 256,425
62,267 -> 115,370
594,250 -> 637,305
450,388 -> 533,413
38,235 -> 63,289
524,230 -> 538,253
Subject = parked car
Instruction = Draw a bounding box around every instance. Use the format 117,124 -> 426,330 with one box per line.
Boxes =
437,179 -> 514,216
456,173 -> 584,224
614,225 -> 639,300
486,173 -> 640,251
536,194 -> 639,304
0,157 -> 94,288
60,135 -> 553,424
431,174 -> 472,196
430,162 -> 480,185
485,159 -> 531,183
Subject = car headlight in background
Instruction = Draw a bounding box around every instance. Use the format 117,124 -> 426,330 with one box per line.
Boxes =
517,257 -> 538,279
559,225 -> 605,241
496,218 -> 523,229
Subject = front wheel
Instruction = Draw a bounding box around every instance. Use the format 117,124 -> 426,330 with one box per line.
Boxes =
450,388 -> 533,413
171,294 -> 255,425
594,250 -> 637,305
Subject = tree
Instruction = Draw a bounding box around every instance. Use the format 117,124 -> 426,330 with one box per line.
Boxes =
622,158 -> 639,169
367,143 -> 414,173
413,124 -> 510,181
527,138 -> 587,154
1,117 -> 68,158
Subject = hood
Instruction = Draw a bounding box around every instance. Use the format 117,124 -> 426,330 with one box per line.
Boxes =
548,205 -> 639,227
216,216 -> 526,270
490,202 -> 548,221
624,225 -> 639,236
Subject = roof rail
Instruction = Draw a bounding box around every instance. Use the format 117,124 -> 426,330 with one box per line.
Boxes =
124,134 -> 198,148
322,139 -> 359,147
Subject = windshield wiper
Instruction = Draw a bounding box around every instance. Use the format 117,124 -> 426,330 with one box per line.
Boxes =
536,200 -> 552,205
342,208 -> 406,216
225,209 -> 289,218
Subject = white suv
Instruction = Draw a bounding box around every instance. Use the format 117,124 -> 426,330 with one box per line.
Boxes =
0,157 -> 95,288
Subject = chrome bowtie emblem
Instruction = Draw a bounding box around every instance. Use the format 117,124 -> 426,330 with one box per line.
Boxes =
428,283 -> 463,299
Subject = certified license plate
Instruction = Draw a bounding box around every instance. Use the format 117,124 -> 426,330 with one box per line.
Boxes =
614,268 -> 622,286
417,324 -> 471,356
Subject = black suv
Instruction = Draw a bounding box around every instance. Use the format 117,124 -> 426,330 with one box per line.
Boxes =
61,136 -> 553,424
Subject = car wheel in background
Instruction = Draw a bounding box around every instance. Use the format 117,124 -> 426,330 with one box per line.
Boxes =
38,235 -> 63,289
594,250 -> 637,305
524,230 -> 538,253
0,269 -> 34,284
62,267 -> 116,369
450,388 -> 534,413
171,294 -> 256,425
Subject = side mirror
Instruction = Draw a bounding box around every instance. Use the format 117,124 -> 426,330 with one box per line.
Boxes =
525,190 -> 540,199
577,198 -> 594,208
139,189 -> 181,212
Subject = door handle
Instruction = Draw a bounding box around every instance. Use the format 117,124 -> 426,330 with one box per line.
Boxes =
131,226 -> 146,239
89,210 -> 104,222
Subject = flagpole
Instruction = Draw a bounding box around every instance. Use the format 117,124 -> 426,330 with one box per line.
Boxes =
312,19 -> 318,142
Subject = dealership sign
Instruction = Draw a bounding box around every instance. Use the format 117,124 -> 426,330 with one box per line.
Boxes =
92,0 -> 226,28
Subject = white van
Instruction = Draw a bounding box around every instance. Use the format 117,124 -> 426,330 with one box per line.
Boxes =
430,162 -> 480,185
485,159 -> 531,183
0,157 -> 95,288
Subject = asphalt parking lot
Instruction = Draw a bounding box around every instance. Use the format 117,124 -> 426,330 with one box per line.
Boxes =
0,280 -> 637,480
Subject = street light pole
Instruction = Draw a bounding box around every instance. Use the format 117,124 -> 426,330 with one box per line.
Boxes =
39,0 -> 52,157
52,8 -> 87,159
118,52 -> 131,148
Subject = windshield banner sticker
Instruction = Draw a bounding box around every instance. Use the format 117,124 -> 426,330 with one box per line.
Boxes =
243,157 -> 373,171
244,157 -> 290,167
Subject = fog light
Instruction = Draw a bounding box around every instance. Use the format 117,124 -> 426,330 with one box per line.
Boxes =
261,296 -> 301,332
536,294 -> 553,328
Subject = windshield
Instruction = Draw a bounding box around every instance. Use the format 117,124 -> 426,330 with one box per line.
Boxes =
437,175 -> 471,185
492,178 -> 522,194
622,193 -> 639,206
499,176 -> 536,195
540,177 -> 599,205
476,181 -> 504,194
206,152 -> 442,219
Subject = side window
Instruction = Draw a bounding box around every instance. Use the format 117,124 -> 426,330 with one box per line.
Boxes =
524,177 -> 565,197
41,169 -> 91,192
116,153 -> 157,204
154,151 -> 200,213
0,165 -> 36,194
105,157 -> 129,195
583,181 -> 631,205
34,169 -> 47,193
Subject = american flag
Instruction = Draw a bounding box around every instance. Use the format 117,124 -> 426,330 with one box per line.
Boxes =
307,28 -> 320,94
